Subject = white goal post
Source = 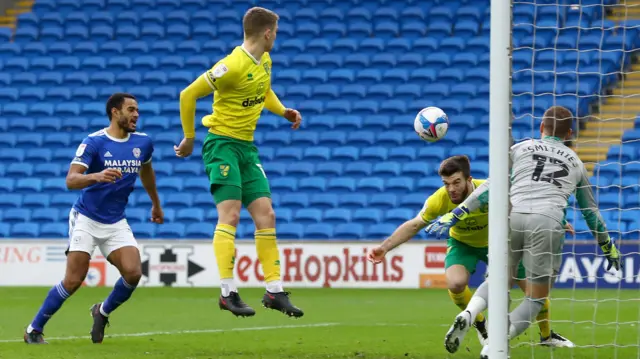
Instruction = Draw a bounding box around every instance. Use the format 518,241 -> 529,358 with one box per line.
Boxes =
488,0 -> 512,357
490,0 -> 640,358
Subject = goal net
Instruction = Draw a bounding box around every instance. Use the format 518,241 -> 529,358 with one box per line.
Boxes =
506,0 -> 640,357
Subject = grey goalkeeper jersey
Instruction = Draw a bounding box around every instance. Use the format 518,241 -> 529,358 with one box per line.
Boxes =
462,136 -> 609,244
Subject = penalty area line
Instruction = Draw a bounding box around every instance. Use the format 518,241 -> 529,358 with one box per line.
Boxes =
0,323 -> 339,343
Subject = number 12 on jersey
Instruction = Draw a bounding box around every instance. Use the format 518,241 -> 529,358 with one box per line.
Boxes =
531,154 -> 569,188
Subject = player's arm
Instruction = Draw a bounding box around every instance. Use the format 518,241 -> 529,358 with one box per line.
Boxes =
175,69 -> 220,158
575,167 -> 621,270
66,165 -> 121,190
179,74 -> 214,139
66,141 -> 121,190
368,195 -> 442,263
139,160 -> 164,224
265,88 -> 302,129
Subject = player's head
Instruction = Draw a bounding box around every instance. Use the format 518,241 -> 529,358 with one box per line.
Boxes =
106,93 -> 138,133
243,7 -> 279,51
540,106 -> 574,140
438,155 -> 473,204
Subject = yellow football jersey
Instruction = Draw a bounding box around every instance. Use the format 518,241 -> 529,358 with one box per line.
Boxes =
202,46 -> 272,141
419,179 -> 489,248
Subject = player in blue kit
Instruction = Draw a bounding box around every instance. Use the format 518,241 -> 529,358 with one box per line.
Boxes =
24,93 -> 164,344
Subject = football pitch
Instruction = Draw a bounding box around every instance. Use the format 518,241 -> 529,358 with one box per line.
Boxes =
0,287 -> 638,359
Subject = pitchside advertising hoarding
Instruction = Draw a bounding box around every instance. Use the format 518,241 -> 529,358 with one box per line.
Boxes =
0,240 -> 638,289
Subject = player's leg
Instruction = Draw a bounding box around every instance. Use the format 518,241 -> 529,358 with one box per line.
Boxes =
242,146 -> 303,318
444,227 -> 524,353
515,269 -> 574,348
507,214 -> 564,340
86,220 -> 142,343
203,134 -> 255,317
444,238 -> 487,344
25,210 -> 94,344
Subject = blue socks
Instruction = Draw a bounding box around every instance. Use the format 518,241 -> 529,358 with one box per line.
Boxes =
101,277 -> 137,316
29,282 -> 70,332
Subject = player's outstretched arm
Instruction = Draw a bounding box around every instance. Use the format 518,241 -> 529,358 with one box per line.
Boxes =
139,162 -> 164,224
175,75 -> 215,157
265,89 -> 301,129
575,168 -> 621,271
66,165 -> 122,190
368,216 -> 427,263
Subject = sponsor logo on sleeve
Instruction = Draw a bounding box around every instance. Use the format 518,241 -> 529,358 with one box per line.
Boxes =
76,144 -> 86,156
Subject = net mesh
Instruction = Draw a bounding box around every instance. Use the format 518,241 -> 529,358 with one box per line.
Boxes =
510,0 -> 640,357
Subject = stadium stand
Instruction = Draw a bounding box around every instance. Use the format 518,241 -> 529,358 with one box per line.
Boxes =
0,0 -> 638,239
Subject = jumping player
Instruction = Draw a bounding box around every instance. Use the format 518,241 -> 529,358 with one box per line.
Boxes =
24,93 -> 164,344
367,155 -> 574,348
176,7 -> 303,318
428,106 -> 621,357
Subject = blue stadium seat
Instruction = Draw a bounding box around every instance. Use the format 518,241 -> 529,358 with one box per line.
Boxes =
305,224 -> 333,239
334,223 -> 364,239
40,223 -> 67,238
277,224 -> 304,239
31,208 -> 60,223
11,223 -> 40,238
185,223 -> 213,238
0,223 -> 10,238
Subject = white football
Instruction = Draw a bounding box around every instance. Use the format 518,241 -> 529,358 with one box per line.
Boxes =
414,106 -> 449,142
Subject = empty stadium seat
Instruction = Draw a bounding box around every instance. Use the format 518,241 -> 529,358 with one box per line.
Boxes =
0,0 -> 635,240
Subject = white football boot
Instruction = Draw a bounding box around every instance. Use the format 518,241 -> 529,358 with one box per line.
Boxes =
480,342 -> 490,359
540,331 -> 575,348
444,310 -> 473,353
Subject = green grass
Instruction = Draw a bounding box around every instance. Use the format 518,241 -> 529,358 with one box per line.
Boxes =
0,287 -> 638,359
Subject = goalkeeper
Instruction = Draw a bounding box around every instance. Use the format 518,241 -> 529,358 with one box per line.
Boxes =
367,155 -> 574,348
428,106 -> 621,357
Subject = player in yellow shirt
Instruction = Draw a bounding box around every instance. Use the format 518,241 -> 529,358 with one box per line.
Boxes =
175,7 -> 303,318
367,156 -> 574,348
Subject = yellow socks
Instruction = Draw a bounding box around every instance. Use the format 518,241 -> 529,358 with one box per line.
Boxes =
536,298 -> 551,338
213,224 -> 236,280
255,228 -> 282,291
449,287 -> 486,323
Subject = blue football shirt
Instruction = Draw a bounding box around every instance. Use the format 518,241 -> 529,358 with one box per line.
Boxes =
70,129 -> 154,224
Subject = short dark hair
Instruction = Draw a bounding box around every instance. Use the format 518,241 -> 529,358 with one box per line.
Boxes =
542,106 -> 574,138
439,155 -> 471,178
106,93 -> 136,120
243,7 -> 279,38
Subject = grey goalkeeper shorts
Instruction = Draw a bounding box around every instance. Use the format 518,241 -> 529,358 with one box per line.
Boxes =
509,212 -> 565,282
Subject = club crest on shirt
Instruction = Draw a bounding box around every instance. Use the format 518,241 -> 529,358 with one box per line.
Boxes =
132,148 -> 141,158
263,63 -> 271,76
219,165 -> 229,177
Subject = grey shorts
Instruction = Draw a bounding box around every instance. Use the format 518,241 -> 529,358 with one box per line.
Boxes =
509,212 -> 564,282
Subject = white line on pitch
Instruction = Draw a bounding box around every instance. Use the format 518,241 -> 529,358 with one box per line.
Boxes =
0,323 -> 339,343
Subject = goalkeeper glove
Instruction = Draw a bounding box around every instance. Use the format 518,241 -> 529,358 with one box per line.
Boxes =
425,205 -> 470,240
599,238 -> 621,271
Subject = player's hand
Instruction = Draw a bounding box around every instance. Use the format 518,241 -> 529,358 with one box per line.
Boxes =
425,205 -> 470,240
92,168 -> 122,183
564,222 -> 575,235
150,205 -> 164,224
367,246 -> 387,264
284,108 -> 302,130
174,137 -> 195,158
599,238 -> 621,271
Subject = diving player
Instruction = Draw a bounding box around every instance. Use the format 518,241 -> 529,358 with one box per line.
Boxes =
24,93 -> 164,344
428,106 -> 621,357
176,7 -> 303,318
367,155 -> 574,348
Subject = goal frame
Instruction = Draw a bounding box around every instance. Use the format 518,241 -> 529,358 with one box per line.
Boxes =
488,0 -> 513,357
